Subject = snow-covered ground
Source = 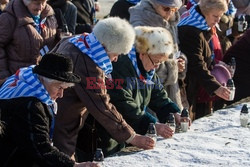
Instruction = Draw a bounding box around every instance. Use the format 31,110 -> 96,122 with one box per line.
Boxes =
103,103 -> 250,167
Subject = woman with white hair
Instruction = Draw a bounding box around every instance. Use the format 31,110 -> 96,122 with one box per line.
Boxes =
51,17 -> 155,161
178,0 -> 231,120
0,0 -> 58,81
0,53 -> 100,167
99,26 -> 185,156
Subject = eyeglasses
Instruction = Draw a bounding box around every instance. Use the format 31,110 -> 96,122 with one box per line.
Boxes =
161,6 -> 177,13
147,54 -> 163,66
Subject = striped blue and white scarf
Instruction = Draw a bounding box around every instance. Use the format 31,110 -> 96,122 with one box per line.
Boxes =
0,66 -> 56,138
0,66 -> 54,105
178,5 -> 210,31
69,33 -> 113,76
127,0 -> 140,5
127,46 -> 155,85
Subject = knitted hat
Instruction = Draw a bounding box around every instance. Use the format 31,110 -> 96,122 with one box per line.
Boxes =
134,26 -> 174,56
33,53 -> 81,83
93,17 -> 135,55
151,0 -> 182,8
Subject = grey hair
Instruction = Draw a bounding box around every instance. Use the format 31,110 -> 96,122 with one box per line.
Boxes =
39,75 -> 75,88
199,0 -> 228,15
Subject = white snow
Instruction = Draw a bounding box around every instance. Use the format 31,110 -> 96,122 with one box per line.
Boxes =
103,103 -> 250,167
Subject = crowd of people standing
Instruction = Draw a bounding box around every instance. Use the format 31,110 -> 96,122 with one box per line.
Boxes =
0,0 -> 250,166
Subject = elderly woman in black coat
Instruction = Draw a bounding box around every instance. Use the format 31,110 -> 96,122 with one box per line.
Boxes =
0,53 -> 99,167
178,0 -> 231,120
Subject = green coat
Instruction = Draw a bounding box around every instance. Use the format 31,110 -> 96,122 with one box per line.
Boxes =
108,54 -> 180,135
97,54 -> 180,157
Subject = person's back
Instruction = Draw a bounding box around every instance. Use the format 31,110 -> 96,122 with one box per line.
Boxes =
110,0 -> 140,21
48,0 -> 77,34
72,0 -> 96,33
0,97 -> 60,167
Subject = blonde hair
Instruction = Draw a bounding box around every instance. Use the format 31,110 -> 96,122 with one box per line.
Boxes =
199,0 -> 228,15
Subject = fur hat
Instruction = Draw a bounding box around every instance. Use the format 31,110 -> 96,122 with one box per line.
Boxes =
134,26 -> 174,56
151,0 -> 182,8
33,53 -> 81,83
93,17 -> 135,55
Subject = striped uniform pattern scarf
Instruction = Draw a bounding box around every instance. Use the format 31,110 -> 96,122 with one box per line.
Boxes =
69,33 -> 113,76
0,66 -> 57,139
126,0 -> 141,5
0,66 -> 54,105
178,5 -> 210,31
127,46 -> 155,85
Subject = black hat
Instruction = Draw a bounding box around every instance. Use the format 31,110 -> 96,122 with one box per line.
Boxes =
33,53 -> 81,83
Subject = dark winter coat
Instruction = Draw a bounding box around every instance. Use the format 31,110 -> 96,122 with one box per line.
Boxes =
178,25 -> 221,114
0,97 -> 74,167
107,54 -> 181,135
48,0 -> 77,34
50,37 -> 135,158
72,0 -> 95,33
223,29 -> 250,103
0,0 -> 58,80
95,53 -> 180,156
